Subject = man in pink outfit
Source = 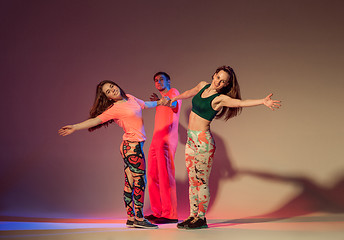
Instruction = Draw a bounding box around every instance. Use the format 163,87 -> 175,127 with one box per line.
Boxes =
146,72 -> 181,224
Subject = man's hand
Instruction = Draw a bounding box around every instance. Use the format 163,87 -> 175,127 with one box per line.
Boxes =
150,93 -> 160,101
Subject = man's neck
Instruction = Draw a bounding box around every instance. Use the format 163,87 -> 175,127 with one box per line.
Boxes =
159,87 -> 170,95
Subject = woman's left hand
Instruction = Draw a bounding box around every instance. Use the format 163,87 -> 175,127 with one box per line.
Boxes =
263,93 -> 281,110
58,125 -> 76,136
159,96 -> 171,106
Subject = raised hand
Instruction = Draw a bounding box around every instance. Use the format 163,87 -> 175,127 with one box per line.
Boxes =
150,93 -> 160,101
263,93 -> 281,110
58,125 -> 76,136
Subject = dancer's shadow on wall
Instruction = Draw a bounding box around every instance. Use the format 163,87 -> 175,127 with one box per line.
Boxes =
209,168 -> 344,227
240,169 -> 344,218
176,109 -> 236,216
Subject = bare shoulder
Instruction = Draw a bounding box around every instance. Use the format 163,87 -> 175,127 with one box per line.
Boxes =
197,81 -> 208,90
198,81 -> 208,87
126,94 -> 133,99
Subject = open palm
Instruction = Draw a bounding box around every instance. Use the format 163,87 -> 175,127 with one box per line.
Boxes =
263,93 -> 281,110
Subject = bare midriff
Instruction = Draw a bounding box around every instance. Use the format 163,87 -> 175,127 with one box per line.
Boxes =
188,111 -> 211,131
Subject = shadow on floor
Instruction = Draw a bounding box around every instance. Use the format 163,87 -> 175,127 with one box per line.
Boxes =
209,169 -> 344,228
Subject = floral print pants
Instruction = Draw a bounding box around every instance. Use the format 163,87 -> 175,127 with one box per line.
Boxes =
120,140 -> 146,219
185,130 -> 215,218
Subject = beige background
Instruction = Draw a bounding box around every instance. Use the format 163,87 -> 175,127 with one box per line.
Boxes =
1,0 -> 343,219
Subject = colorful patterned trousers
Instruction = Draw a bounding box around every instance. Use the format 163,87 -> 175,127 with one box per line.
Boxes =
185,130 -> 215,218
120,140 -> 146,219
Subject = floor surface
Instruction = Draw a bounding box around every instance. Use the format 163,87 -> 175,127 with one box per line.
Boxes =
1,213 -> 343,240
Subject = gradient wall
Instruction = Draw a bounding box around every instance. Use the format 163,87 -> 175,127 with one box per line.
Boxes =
1,0 -> 343,220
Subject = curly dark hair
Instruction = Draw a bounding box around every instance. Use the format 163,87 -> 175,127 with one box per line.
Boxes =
88,80 -> 128,131
213,66 -> 242,120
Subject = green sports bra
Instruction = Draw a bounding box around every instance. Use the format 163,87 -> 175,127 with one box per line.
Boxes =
192,84 -> 220,121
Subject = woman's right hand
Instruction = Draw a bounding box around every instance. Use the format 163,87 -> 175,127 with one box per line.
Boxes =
58,125 -> 76,136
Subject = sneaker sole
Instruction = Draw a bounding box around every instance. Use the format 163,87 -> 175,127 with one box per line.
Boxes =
185,225 -> 208,229
177,225 -> 188,229
133,224 -> 159,229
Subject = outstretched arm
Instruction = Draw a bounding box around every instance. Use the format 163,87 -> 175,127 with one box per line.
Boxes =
219,93 -> 281,110
143,97 -> 169,108
150,93 -> 178,109
132,95 -> 169,109
58,117 -> 102,136
170,81 -> 207,103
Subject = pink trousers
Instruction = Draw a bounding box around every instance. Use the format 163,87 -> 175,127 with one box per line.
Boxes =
148,140 -> 178,219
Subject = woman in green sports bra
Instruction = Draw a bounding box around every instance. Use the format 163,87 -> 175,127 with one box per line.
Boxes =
170,65 -> 281,229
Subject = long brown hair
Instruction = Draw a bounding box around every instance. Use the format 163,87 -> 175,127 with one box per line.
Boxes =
88,80 -> 128,131
214,66 -> 242,121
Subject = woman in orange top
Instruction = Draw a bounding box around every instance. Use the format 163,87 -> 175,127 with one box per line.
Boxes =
59,80 -> 168,229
